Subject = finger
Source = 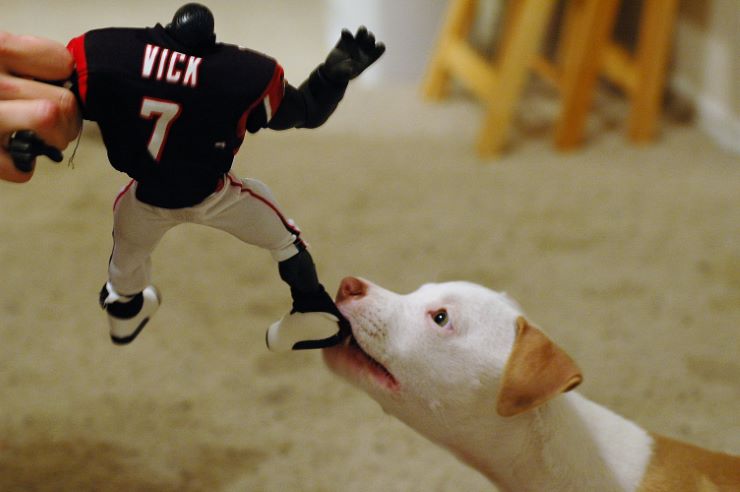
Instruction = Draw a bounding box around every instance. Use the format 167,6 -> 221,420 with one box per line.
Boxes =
337,28 -> 354,49
0,100 -> 53,134
0,32 -> 74,80
360,32 -> 376,54
0,73 -> 70,102
0,99 -> 76,150
0,151 -> 34,182
355,26 -> 369,45
0,75 -> 81,144
371,42 -> 387,62
361,44 -> 385,67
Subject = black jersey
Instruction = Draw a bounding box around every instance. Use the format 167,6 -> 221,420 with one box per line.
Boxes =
67,25 -> 285,208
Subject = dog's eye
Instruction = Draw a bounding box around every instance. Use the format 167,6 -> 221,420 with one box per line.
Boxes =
431,309 -> 449,327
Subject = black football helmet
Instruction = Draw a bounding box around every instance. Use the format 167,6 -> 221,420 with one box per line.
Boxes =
166,3 -> 216,50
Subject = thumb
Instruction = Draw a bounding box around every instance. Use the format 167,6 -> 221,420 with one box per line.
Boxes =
367,42 -> 386,64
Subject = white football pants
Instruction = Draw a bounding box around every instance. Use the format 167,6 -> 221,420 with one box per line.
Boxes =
107,173 -> 303,295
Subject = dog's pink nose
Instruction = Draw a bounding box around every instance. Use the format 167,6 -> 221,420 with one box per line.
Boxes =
336,276 -> 367,303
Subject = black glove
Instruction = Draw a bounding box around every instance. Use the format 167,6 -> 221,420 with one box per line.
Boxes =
8,130 -> 63,173
322,26 -> 386,83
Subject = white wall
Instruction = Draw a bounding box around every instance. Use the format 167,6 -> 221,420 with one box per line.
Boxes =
670,0 -> 740,154
324,0 -> 448,86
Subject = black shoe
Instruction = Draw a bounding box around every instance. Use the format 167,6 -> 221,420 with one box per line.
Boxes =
266,286 -> 349,352
99,282 -> 161,345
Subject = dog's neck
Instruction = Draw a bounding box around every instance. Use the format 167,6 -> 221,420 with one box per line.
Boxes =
439,392 -> 654,492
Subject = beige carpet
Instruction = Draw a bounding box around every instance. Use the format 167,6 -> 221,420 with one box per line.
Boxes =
1,80 -> 738,491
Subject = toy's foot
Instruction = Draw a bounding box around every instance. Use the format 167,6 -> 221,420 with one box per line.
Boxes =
266,311 -> 345,351
99,282 -> 161,345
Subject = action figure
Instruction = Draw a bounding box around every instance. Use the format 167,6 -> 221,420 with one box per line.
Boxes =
60,3 -> 384,350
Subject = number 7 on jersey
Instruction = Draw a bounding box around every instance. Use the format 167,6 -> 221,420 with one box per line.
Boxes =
140,97 -> 182,161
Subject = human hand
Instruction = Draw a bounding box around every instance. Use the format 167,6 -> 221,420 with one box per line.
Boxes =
322,26 -> 385,84
0,32 -> 81,182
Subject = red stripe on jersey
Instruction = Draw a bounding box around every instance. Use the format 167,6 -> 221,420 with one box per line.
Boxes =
66,35 -> 89,105
263,64 -> 285,122
234,62 -> 286,151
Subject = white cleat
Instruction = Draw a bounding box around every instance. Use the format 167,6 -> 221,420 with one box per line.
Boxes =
266,311 -> 343,352
100,283 -> 161,345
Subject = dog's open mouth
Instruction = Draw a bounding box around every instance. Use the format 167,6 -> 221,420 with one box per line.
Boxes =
330,331 -> 399,391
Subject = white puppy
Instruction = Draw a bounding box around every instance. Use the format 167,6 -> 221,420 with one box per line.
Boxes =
323,277 -> 740,492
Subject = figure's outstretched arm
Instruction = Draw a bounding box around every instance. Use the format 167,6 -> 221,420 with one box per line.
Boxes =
254,26 -> 385,131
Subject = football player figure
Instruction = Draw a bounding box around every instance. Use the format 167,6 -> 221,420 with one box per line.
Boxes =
65,3 -> 385,350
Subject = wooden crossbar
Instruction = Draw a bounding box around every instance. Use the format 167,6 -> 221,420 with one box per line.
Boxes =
422,0 -> 680,157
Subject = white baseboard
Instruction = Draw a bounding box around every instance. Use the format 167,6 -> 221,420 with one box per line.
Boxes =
671,76 -> 740,155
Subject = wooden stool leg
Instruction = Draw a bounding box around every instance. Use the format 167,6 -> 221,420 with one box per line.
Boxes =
627,0 -> 679,142
422,0 -> 478,101
557,0 -> 587,70
477,0 -> 557,156
554,0 -> 620,150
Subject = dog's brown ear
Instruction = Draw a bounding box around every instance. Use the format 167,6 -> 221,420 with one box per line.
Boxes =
496,317 -> 582,417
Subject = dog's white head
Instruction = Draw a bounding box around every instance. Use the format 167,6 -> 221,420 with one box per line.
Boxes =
323,277 -> 582,446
